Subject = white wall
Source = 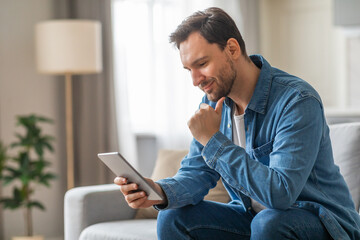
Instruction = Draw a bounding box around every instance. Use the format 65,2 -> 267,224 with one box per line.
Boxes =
259,0 -> 344,108
0,0 -> 66,239
343,30 -> 360,108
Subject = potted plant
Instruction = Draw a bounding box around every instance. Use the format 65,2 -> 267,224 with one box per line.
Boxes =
0,114 -> 56,240
0,141 -> 7,179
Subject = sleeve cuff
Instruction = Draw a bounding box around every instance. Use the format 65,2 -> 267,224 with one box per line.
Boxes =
154,178 -> 192,210
202,131 -> 232,168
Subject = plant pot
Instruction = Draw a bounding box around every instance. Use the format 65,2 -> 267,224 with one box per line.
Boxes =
12,236 -> 44,240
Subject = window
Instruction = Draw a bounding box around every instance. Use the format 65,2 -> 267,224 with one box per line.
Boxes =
112,0 -> 210,149
112,0 -> 243,149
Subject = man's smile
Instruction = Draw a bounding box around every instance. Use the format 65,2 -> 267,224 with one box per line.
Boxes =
201,79 -> 215,93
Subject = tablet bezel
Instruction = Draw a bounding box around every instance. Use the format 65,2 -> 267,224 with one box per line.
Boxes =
97,152 -> 163,201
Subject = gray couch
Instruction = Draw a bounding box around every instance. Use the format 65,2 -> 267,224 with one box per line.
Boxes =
64,122 -> 360,240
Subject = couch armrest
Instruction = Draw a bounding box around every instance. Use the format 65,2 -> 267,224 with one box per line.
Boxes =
64,184 -> 136,240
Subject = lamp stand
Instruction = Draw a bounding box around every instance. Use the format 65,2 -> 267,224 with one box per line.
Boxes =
65,73 -> 75,189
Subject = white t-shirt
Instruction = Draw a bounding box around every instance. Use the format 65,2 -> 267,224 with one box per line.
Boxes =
232,106 -> 266,213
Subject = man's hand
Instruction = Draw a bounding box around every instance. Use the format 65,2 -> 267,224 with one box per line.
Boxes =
188,97 -> 225,146
114,177 -> 167,209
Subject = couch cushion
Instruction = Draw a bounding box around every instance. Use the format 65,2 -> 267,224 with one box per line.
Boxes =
79,219 -> 157,240
135,149 -> 230,219
329,122 -> 360,212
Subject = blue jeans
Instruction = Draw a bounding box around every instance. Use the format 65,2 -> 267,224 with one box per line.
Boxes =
157,200 -> 331,240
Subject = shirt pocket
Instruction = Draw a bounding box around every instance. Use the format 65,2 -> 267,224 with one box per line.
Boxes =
251,140 -> 274,166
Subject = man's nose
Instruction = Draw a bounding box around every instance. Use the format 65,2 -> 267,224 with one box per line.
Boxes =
191,69 -> 205,87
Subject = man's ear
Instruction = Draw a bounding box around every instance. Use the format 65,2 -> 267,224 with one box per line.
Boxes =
226,38 -> 241,59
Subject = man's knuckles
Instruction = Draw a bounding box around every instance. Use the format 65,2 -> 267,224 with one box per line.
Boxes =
120,184 -> 138,194
199,103 -> 210,109
125,191 -> 143,202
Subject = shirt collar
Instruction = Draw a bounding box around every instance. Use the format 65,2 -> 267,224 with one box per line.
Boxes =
246,55 -> 272,114
225,55 -> 272,114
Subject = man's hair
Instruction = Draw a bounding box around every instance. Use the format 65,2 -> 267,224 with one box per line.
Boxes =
169,7 -> 247,57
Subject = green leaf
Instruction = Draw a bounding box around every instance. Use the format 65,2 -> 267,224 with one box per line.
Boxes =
0,198 -> 22,210
20,175 -> 30,186
43,135 -> 55,141
13,133 -> 25,143
27,200 -> 45,211
0,142 -> 8,177
4,166 -> 21,178
2,176 -> 15,185
36,116 -> 54,124
13,187 -> 25,202
38,172 -> 57,187
17,153 -> 31,185
43,142 -> 54,152
34,143 -> 43,157
10,142 -> 21,148
35,160 -> 45,173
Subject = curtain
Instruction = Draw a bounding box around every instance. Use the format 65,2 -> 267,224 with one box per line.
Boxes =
112,0 -> 259,160
56,0 -> 119,186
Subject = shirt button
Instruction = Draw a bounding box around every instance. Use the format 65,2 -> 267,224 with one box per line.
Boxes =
227,124 -> 231,128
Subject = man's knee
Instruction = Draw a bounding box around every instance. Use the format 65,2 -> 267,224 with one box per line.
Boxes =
157,207 -> 192,239
158,208 -> 179,228
158,206 -> 191,226
251,208 -> 331,240
251,209 -> 287,239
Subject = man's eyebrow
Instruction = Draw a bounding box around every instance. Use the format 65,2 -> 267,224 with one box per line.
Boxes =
184,56 -> 208,70
191,56 -> 208,66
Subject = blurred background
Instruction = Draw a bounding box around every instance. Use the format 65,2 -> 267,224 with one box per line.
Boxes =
1,0 -> 359,239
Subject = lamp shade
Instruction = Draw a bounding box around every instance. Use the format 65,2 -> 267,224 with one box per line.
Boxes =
36,20 -> 102,75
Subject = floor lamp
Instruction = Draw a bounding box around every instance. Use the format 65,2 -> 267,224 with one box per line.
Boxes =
35,20 -> 102,189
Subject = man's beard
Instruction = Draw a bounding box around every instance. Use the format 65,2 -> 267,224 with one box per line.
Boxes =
205,57 -> 236,102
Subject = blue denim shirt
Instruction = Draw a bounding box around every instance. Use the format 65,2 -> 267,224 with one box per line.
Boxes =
157,55 -> 360,239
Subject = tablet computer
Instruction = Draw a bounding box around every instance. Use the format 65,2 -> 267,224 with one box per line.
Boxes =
97,152 -> 163,201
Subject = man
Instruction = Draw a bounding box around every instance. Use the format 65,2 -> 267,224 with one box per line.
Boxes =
115,7 -> 360,239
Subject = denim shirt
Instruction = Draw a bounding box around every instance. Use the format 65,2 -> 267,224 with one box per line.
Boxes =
156,55 -> 360,239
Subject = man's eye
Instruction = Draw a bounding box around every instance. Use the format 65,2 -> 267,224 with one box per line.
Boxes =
199,62 -> 206,67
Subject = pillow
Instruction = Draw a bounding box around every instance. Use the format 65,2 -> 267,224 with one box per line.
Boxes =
135,149 -> 230,219
329,122 -> 360,212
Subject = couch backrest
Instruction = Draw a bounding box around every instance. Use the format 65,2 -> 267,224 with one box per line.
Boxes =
329,122 -> 360,213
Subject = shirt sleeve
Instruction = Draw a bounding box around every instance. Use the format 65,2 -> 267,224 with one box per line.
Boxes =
155,137 -> 221,210
202,96 -> 324,210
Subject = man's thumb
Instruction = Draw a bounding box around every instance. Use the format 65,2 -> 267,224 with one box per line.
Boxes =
215,97 -> 225,114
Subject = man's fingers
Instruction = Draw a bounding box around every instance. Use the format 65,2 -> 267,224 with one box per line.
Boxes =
125,191 -> 146,203
199,103 -> 210,109
199,98 -> 225,113
215,97 -> 225,114
128,195 -> 147,209
119,183 -> 138,195
114,177 -> 127,185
